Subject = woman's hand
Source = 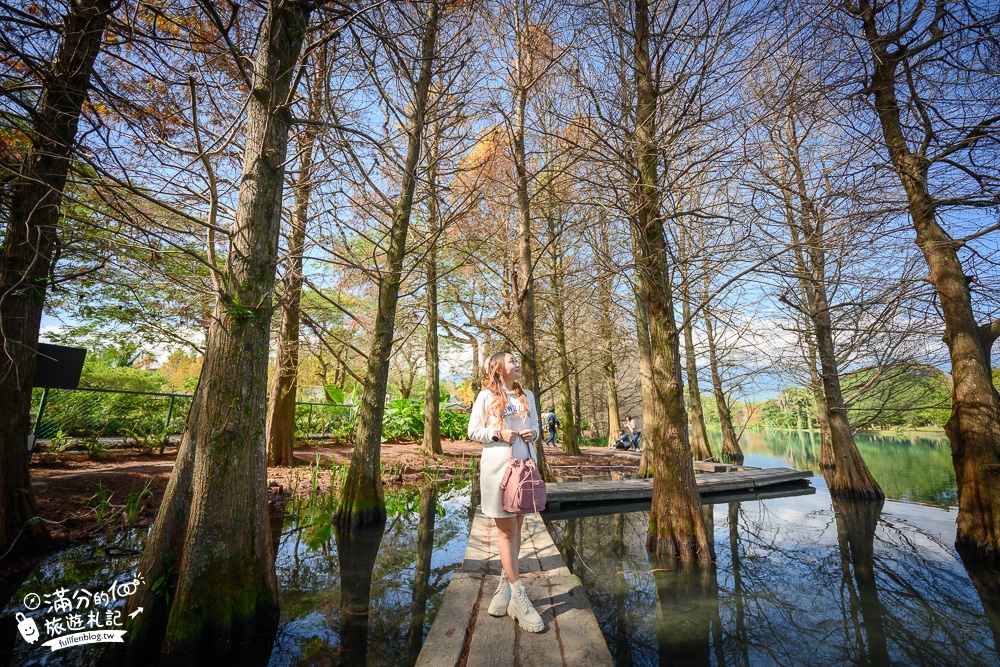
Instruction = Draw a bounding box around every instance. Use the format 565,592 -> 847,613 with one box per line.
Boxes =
499,428 -> 517,444
518,429 -> 537,442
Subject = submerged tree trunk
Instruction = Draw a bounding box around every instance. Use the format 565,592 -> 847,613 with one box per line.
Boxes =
0,0 -> 113,561
634,0 -> 712,562
266,44 -> 325,467
849,1 -> 999,552
680,267 -> 712,461
124,3 -> 312,662
336,0 -> 440,527
781,124 -> 881,498
703,295 -> 743,463
422,131 -> 442,455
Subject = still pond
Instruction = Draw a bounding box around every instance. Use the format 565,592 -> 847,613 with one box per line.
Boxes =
4,429 -> 999,666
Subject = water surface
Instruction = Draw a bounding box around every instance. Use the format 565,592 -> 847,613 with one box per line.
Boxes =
545,430 -> 999,667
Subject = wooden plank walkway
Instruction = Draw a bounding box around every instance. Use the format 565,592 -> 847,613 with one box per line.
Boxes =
542,483 -> 816,521
416,509 -> 614,667
546,466 -> 812,508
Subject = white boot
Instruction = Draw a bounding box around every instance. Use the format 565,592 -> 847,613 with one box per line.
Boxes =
488,571 -> 511,617
507,579 -> 545,632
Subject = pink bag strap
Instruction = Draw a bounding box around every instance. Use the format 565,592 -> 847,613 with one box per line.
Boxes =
508,440 -> 537,464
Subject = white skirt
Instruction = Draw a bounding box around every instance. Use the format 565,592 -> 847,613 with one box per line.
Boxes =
480,439 -> 533,518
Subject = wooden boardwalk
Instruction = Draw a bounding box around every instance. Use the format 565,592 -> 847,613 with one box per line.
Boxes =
546,466 -> 812,508
417,465 -> 812,665
416,509 -> 614,667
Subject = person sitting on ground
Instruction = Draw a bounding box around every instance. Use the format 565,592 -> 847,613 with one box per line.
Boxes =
613,430 -> 632,450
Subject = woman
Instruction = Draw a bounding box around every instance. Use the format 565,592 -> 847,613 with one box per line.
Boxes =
467,351 -> 545,633
624,415 -> 640,451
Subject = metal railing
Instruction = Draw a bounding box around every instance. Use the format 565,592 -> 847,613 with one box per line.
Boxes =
30,386 -> 355,443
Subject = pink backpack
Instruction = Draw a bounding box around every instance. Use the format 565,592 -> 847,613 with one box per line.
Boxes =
500,444 -> 547,514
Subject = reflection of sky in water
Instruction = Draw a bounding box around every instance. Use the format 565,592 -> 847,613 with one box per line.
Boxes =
2,529 -> 145,666
548,487 -> 999,667
3,483 -> 471,667
267,483 -> 471,667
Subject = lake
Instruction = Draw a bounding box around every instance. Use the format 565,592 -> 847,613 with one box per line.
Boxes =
4,430 -> 995,666
545,429 -> 999,666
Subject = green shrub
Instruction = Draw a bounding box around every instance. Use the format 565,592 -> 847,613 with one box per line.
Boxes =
382,399 -> 424,441
440,409 -> 470,440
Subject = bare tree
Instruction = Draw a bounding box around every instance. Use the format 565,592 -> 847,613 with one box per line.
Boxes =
633,0 -> 713,561
336,0 -> 441,527
843,0 -> 1000,553
0,0 -> 116,560
124,0 -> 321,660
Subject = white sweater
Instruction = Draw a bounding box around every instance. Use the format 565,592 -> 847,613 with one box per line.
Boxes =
468,387 -> 539,517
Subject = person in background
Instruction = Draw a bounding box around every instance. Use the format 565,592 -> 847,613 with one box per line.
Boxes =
624,415 -> 640,451
545,408 -> 560,448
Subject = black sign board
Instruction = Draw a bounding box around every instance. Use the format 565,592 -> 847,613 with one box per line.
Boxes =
33,343 -> 87,389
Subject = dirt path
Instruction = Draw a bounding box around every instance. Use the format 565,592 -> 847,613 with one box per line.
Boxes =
22,440 -> 636,546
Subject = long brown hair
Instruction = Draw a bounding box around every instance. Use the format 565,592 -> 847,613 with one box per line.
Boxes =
481,350 -> 529,422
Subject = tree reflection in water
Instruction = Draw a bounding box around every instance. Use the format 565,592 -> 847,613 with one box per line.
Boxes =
405,484 -> 437,663
829,491 -> 888,666
957,544 -> 1000,661
335,520 -> 386,667
548,488 -> 1000,666
651,505 -> 724,667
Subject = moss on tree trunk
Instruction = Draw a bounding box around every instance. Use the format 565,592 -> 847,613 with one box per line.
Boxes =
634,0 -> 713,562
123,3 -> 311,662
336,0 -> 441,525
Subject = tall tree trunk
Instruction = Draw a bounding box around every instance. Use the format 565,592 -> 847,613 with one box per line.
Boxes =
634,0 -> 712,562
633,252 -> 655,479
574,367 -> 583,440
810,257 -> 881,498
679,249 -> 711,460
266,43 -> 325,467
123,3 -> 312,662
851,0 -> 999,551
547,210 -> 579,453
0,0 -> 113,561
511,20 -> 550,480
703,295 -> 743,463
804,325 -> 834,468
422,130 -> 442,455
781,156 -> 871,487
597,224 -> 621,446
336,0 -> 440,527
